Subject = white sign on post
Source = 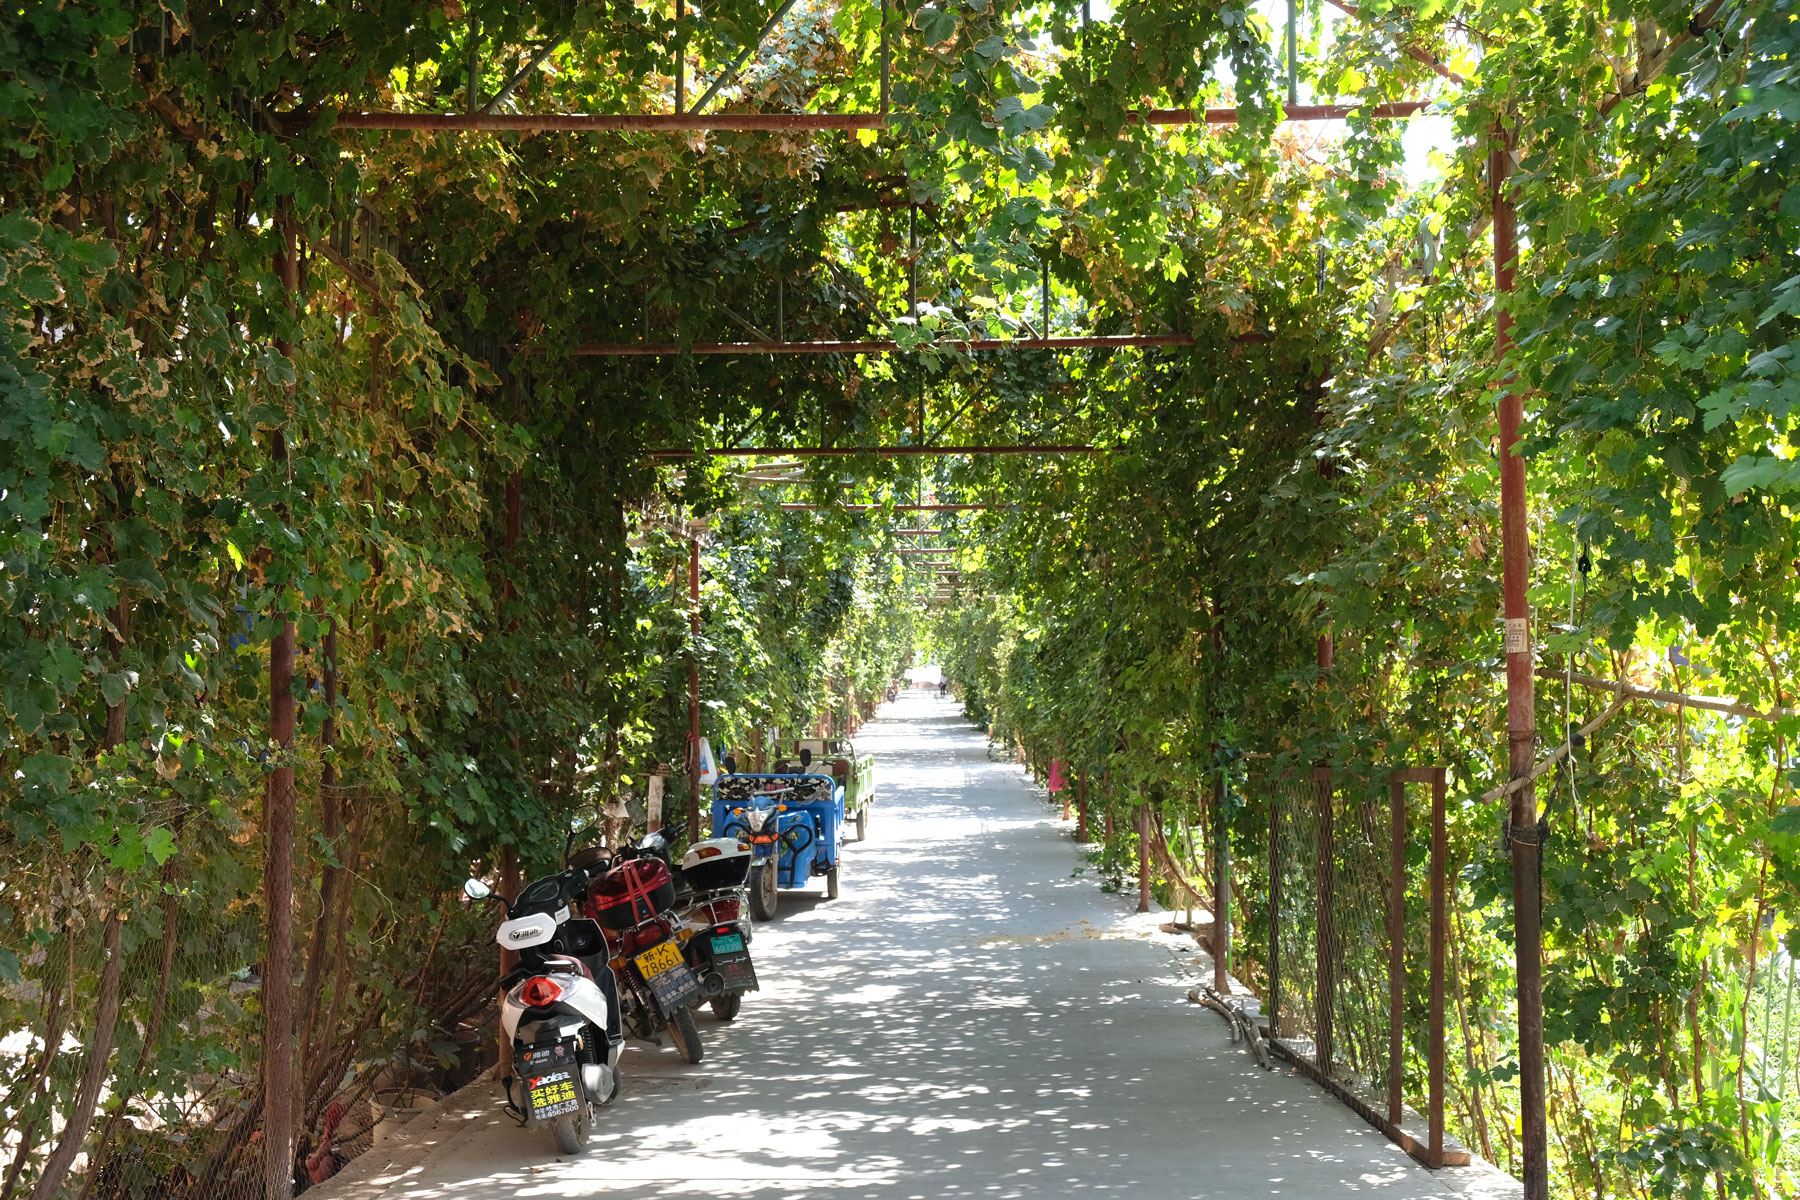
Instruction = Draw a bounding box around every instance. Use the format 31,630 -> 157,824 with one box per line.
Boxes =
646,773 -> 664,832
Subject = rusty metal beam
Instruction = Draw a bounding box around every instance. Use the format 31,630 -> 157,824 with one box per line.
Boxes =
577,334 -> 1206,356
335,111 -> 885,131
895,547 -> 956,554
655,444 -> 1096,458
333,102 -> 1425,134
779,503 -> 1000,511
1141,100 -> 1429,124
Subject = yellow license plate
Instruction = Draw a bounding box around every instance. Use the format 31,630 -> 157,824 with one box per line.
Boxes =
634,940 -> 683,978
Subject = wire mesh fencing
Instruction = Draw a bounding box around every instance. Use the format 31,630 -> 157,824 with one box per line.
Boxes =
1219,763 -> 1461,1169
1,824 -> 498,1200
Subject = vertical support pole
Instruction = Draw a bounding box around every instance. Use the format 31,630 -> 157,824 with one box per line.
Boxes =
466,17 -> 481,113
1268,781 -> 1281,1038
1136,804 -> 1152,914
1285,0 -> 1299,105
908,202 -> 918,316
1387,776 -> 1406,1127
1183,807 -> 1195,929
1041,252 -> 1051,336
498,845 -> 520,967
500,469 -> 523,977
777,277 -> 785,343
1430,768 -> 1449,1167
1213,769 -> 1230,993
688,537 -> 702,837
674,0 -> 685,113
1076,773 -> 1089,842
1314,765 -> 1335,1076
879,0 -> 890,115
1493,122 -> 1546,1200
263,211 -> 299,1200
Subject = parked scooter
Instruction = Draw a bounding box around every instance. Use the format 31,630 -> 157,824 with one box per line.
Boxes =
637,811 -> 759,1022
464,863 -> 620,1155
579,827 -> 706,1063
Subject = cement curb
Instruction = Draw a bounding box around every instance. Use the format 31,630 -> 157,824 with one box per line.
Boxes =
301,1068 -> 497,1200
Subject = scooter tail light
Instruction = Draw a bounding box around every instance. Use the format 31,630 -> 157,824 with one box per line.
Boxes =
519,976 -> 563,1008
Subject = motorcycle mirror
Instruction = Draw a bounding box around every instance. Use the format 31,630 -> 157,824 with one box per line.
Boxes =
723,754 -> 737,774
462,877 -> 492,901
799,747 -> 813,769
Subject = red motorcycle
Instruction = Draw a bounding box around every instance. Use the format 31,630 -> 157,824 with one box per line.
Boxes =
580,830 -> 705,1063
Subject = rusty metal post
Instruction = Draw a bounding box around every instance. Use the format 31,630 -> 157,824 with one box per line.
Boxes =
1430,768 -> 1449,1167
1075,773 -> 1089,841
1388,777 -> 1405,1128
1136,804 -> 1152,914
1268,782 -> 1281,1038
1493,123 -> 1546,1200
499,470 -> 523,976
260,214 -> 300,1200
908,202 -> 918,316
879,0 -> 890,115
1314,765 -> 1335,1075
1214,769 -> 1230,992
688,538 -> 702,837
673,0 -> 685,113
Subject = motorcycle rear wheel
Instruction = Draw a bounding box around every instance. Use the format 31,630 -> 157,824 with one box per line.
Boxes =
668,1008 -> 704,1063
709,992 -> 742,1022
748,862 -> 778,921
854,807 -> 868,842
825,864 -> 840,900
552,1105 -> 589,1155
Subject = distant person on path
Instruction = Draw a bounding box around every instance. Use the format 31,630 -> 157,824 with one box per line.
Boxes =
938,678 -> 948,698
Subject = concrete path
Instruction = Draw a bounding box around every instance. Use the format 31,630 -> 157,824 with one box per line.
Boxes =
315,694 -> 1518,1199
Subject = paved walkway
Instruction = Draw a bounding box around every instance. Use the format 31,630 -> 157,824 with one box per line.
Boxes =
315,694 -> 1518,1199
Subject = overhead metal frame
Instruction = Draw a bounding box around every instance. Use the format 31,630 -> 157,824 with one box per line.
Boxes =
654,444 -> 1097,458
331,102 -> 1426,134
574,333 -> 1220,356
778,503 -> 1000,512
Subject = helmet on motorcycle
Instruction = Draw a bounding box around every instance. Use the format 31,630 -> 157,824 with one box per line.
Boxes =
570,844 -> 610,874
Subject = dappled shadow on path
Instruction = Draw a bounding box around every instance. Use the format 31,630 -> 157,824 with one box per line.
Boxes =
365,694 -> 1514,1199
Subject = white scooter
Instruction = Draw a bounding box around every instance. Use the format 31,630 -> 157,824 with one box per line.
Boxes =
465,864 -> 622,1155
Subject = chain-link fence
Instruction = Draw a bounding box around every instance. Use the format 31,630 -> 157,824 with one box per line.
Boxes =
1,818 -> 497,1200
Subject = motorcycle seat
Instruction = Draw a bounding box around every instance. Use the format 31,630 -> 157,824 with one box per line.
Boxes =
544,953 -> 594,981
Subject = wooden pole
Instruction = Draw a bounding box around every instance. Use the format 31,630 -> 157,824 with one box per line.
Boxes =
1494,123 -> 1547,1200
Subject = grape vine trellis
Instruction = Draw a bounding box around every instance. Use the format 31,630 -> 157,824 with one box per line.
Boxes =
2,2 -> 1797,1200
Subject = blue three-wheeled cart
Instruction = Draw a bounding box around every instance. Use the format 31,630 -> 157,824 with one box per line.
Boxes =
711,758 -> 843,921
